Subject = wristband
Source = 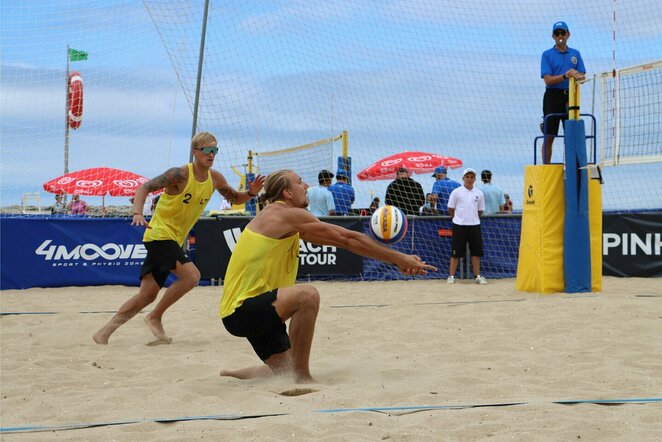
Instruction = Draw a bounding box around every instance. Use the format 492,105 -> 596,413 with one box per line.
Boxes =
247,190 -> 256,197
563,73 -> 567,79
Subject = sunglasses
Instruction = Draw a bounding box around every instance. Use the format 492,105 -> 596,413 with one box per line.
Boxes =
196,146 -> 218,155
553,29 -> 567,37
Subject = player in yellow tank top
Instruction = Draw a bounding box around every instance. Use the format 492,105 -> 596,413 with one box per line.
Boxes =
144,163 -> 213,246
219,170 -> 436,383
221,227 -> 299,318
93,132 -> 265,345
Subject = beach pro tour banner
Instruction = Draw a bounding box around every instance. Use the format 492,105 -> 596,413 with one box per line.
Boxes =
1,217 -> 146,290
603,213 -> 662,277
194,217 -> 364,280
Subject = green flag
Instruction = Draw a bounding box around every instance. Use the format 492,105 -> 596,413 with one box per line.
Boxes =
68,48 -> 88,62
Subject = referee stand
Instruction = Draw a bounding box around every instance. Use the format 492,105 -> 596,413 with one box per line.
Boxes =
516,78 -> 602,293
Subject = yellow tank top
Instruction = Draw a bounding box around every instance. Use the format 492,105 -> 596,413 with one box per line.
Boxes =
144,163 -> 214,245
220,227 -> 299,318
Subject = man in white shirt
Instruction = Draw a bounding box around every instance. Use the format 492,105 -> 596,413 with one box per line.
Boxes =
446,168 -> 487,285
307,170 -> 336,217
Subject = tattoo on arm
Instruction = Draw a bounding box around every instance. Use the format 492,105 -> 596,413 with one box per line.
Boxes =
146,167 -> 186,191
219,185 -> 239,203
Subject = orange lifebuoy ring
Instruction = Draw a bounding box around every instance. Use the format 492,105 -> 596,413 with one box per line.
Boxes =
68,71 -> 83,129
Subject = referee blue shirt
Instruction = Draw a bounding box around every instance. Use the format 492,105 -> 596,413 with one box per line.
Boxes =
541,46 -> 586,89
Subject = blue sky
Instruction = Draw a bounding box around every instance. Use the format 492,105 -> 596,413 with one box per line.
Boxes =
1,0 -> 661,211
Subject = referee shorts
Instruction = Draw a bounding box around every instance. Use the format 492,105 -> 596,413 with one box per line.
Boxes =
543,88 -> 569,136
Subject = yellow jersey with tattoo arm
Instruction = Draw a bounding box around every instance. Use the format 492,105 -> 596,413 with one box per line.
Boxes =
220,227 -> 299,318
144,163 -> 214,245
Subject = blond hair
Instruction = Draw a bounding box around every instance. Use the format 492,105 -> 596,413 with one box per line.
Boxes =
191,132 -> 217,150
264,169 -> 294,203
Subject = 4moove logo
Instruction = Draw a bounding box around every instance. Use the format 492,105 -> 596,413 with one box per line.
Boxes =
35,239 -> 146,267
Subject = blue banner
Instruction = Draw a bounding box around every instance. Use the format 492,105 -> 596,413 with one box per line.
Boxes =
1,217 -> 146,290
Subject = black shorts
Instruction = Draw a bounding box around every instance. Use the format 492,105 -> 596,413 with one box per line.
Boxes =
141,240 -> 190,287
222,289 -> 291,361
543,89 -> 569,136
451,224 -> 483,258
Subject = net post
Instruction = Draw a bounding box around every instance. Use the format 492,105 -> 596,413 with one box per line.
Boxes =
569,77 -> 580,120
342,130 -> 349,159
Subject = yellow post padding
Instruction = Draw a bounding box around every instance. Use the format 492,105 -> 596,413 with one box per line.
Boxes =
516,165 -> 603,293
516,165 -> 565,293
589,177 -> 602,292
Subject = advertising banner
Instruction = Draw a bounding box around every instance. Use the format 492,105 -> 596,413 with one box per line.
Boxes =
1,217 -> 146,290
603,213 -> 662,277
195,217 -> 364,280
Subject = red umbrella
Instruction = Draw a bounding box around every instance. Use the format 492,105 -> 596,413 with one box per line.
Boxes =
43,167 -> 155,197
357,151 -> 462,181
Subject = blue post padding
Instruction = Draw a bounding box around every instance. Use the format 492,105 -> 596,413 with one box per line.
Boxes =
337,156 -> 352,185
563,119 -> 592,292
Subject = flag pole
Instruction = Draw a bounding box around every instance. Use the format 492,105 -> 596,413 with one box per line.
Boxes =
63,45 -> 71,203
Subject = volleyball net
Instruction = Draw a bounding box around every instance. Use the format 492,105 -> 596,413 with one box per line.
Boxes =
1,1 -> 661,282
252,132 -> 346,190
597,60 -> 662,166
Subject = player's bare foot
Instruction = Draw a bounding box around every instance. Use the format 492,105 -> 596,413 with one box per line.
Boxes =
92,315 -> 130,345
92,330 -> 110,345
278,388 -> 319,396
220,365 -> 274,380
294,374 -> 317,384
146,337 -> 173,346
144,315 -> 170,342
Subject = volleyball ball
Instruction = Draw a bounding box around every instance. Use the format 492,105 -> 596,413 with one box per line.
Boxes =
370,205 -> 408,244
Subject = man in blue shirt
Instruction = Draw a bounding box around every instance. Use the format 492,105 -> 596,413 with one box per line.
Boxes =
540,20 -> 586,164
307,170 -> 336,217
477,169 -> 505,215
328,169 -> 355,215
430,165 -> 460,215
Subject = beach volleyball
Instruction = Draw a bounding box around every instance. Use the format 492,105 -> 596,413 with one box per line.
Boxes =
370,205 -> 408,244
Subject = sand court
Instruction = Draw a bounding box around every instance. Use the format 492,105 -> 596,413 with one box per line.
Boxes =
1,278 -> 661,440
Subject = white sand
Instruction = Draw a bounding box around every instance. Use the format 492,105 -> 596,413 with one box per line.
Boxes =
1,277 -> 661,440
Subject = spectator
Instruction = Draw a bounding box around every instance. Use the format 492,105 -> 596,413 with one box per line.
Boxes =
50,194 -> 66,215
67,194 -> 87,215
477,169 -> 506,215
502,193 -> 514,213
419,193 -> 439,216
307,169 -> 336,217
369,197 -> 380,214
431,165 -> 460,215
218,196 -> 232,211
447,168 -> 487,285
540,20 -> 586,164
385,167 -> 425,216
328,169 -> 355,215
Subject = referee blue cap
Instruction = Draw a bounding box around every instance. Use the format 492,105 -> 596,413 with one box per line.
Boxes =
553,21 -> 569,32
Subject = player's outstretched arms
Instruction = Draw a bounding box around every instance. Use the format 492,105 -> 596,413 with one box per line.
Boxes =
296,213 -> 436,274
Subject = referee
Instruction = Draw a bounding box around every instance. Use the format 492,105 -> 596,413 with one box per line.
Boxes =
540,21 -> 586,164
